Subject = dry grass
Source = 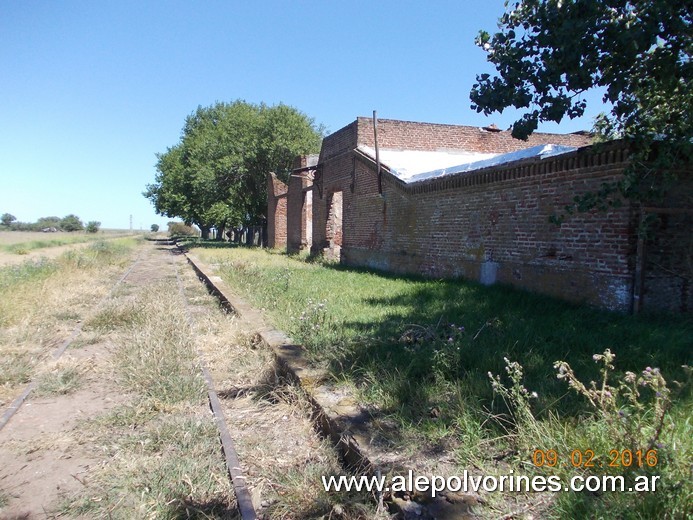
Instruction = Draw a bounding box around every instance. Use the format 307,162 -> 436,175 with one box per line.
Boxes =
61,272 -> 235,518
0,239 -> 137,406
177,262 -> 381,519
33,358 -> 89,397
0,230 -> 134,247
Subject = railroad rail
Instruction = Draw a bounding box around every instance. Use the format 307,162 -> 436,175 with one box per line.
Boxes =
0,248 -> 144,432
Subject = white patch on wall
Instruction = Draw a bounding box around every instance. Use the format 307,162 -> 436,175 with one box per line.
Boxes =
601,277 -> 631,311
480,261 -> 499,285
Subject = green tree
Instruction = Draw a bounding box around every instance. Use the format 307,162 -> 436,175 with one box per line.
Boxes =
150,224 -> 159,232
144,101 -> 322,239
1,213 -> 16,227
36,216 -> 61,228
60,214 -> 84,232
85,221 -> 101,233
470,0 -> 692,206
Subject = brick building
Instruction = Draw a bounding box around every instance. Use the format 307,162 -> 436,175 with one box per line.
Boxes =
267,155 -> 318,253
268,117 -> 691,313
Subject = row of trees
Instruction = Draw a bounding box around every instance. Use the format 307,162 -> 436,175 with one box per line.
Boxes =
0,213 -> 101,233
144,100 -> 322,239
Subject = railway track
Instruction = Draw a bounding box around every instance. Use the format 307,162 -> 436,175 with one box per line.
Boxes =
172,246 -> 257,520
0,239 -> 369,518
0,247 -> 145,432
1,238 -> 479,519
1,240 -> 253,517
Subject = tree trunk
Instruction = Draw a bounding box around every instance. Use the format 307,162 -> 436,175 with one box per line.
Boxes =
200,226 -> 210,240
215,225 -> 225,241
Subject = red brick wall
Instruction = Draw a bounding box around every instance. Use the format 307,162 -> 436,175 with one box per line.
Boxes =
267,173 -> 288,249
306,117 -> 689,312
342,143 -> 637,311
287,156 -> 317,253
311,122 -> 359,256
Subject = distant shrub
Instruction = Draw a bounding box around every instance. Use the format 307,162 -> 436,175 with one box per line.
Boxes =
1,213 -> 16,227
167,222 -> 198,237
61,214 -> 84,232
150,224 -> 159,232
86,221 -> 101,233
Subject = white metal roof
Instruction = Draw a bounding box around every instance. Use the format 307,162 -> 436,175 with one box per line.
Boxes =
358,144 -> 577,184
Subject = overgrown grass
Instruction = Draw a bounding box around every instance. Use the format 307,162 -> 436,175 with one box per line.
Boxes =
194,244 -> 692,518
0,239 -> 138,405
112,289 -> 205,404
0,230 -> 134,253
69,408 -> 234,519
62,281 -> 234,518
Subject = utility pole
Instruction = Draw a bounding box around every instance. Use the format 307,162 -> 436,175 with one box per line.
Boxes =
129,215 -> 133,232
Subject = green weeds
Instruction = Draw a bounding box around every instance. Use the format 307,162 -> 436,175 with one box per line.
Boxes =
62,281 -> 232,518
196,246 -> 692,518
490,353 -> 691,518
0,352 -> 33,389
34,362 -> 84,396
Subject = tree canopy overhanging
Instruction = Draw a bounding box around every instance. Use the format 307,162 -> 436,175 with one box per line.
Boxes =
144,100 -> 322,238
470,0 -> 692,206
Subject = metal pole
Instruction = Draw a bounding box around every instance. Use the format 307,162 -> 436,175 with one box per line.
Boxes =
373,110 -> 382,194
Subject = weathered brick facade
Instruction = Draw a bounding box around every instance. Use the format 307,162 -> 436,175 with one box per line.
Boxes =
266,173 -> 288,249
268,117 -> 691,313
267,155 -> 318,251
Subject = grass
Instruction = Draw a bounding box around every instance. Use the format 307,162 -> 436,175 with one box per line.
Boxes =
112,289 -> 205,404
0,238 -> 138,406
190,243 -> 692,518
0,230 -> 135,252
70,407 -> 234,520
61,281 -> 235,519
34,360 -> 86,396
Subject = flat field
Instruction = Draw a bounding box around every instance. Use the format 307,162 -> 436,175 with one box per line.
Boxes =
0,230 -> 134,247
0,230 -> 139,266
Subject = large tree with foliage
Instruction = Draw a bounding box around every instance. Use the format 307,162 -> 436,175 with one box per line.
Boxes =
1,213 -> 16,227
144,101 -> 322,238
470,0 -> 691,205
60,214 -> 84,232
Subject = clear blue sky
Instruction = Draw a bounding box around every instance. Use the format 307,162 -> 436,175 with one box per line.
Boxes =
0,1 -> 606,230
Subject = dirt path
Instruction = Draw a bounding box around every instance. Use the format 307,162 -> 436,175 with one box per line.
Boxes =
0,241 -> 383,519
0,242 -> 198,518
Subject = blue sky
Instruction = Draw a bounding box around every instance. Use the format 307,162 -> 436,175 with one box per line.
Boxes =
0,1 -> 606,230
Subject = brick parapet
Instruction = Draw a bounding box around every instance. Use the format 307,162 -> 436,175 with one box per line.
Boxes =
355,116 -> 592,153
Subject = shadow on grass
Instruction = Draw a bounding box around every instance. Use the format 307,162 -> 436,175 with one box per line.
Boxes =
306,266 -> 693,423
169,497 -> 241,519
203,247 -> 692,518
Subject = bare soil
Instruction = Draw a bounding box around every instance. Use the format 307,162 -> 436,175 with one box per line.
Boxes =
0,240 -> 365,519
0,243 -> 169,518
